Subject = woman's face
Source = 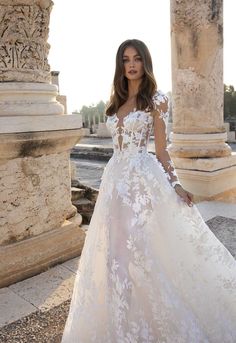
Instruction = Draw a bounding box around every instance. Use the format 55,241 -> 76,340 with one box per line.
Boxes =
122,46 -> 144,81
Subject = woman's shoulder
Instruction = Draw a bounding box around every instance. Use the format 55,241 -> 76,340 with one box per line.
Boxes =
152,89 -> 169,106
150,90 -> 169,120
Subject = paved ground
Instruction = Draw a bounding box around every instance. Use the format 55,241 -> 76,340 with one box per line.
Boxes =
76,135 -> 236,152
0,136 -> 235,342
71,157 -> 106,189
71,137 -> 236,189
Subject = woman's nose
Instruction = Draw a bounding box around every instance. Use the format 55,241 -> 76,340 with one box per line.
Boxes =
129,60 -> 135,67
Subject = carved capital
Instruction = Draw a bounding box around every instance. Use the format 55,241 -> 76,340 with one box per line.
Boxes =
0,0 -> 53,82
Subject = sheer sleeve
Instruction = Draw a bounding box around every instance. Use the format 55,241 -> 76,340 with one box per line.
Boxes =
152,91 -> 179,186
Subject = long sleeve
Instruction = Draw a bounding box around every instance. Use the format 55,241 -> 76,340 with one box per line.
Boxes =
152,91 -> 179,186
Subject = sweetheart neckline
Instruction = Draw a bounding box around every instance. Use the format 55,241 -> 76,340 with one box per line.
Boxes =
114,109 -> 137,122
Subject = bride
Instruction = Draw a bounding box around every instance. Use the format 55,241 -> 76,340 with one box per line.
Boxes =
61,39 -> 236,343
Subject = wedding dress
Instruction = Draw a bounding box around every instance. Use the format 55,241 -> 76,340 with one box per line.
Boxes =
61,90 -> 236,343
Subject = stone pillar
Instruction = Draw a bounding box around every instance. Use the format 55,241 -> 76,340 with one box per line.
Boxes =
0,0 -> 85,288
169,0 -> 236,201
51,71 -> 60,91
51,70 -> 68,113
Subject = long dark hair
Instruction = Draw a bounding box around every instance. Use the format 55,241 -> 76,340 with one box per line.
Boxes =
105,39 -> 157,116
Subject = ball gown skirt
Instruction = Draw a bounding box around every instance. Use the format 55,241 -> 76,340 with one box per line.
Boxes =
61,148 -> 236,343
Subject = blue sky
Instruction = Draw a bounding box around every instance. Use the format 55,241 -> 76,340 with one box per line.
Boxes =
48,0 -> 236,113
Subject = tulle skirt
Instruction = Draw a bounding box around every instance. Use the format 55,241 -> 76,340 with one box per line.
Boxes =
62,150 -> 236,343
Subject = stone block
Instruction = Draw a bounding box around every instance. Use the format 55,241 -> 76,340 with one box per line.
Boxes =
61,256 -> 81,274
9,264 -> 76,311
175,163 -> 236,202
71,188 -> 86,201
0,151 -> 76,244
0,215 -> 84,288
0,287 -> 36,327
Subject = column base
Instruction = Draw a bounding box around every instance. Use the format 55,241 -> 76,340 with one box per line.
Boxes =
169,132 -> 232,157
172,153 -> 236,203
0,214 -> 85,288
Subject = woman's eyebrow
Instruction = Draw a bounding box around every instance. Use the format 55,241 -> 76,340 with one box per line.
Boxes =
123,54 -> 141,58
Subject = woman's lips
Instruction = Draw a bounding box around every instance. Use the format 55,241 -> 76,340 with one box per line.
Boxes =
128,70 -> 137,74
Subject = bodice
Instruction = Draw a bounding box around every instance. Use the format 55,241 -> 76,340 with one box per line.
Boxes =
105,90 -> 169,157
106,110 -> 153,154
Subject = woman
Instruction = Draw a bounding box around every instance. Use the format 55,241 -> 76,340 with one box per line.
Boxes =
62,39 -> 236,342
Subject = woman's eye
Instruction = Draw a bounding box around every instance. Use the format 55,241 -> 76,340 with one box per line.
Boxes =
123,59 -> 129,63
135,57 -> 142,61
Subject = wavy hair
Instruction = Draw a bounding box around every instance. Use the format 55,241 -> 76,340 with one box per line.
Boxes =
105,39 -> 157,116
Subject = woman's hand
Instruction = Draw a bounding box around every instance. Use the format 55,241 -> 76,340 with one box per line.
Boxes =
174,185 -> 194,207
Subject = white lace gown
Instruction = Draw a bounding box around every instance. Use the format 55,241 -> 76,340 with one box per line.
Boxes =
61,91 -> 236,343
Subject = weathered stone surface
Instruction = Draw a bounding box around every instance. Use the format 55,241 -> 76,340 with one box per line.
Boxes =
170,0 -> 231,159
0,114 -> 83,134
0,0 -> 86,288
0,0 -> 53,83
71,179 -> 99,202
0,151 -> 75,245
176,164 -> 236,200
0,215 -> 84,288
70,180 -> 99,224
73,198 -> 94,224
169,132 -> 231,158
9,264 -> 76,311
196,187 -> 236,204
206,216 -> 236,258
71,187 -> 86,201
172,153 -> 236,171
0,287 -> 36,327
0,299 -> 70,342
0,83 -> 63,117
71,145 -> 113,161
170,0 -> 224,135
0,129 -> 83,160
169,0 -> 236,201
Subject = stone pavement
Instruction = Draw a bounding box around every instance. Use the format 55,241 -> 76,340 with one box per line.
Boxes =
76,135 -> 236,152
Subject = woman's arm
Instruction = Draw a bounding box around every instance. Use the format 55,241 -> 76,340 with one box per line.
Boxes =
152,95 -> 193,207
152,97 -> 178,185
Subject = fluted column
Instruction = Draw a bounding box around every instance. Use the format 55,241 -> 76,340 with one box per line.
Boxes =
169,0 -> 236,201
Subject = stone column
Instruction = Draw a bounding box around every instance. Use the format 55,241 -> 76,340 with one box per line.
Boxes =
0,0 -> 85,287
51,70 -> 68,113
169,0 -> 236,201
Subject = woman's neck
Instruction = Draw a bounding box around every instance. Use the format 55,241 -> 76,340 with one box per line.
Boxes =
127,80 -> 141,99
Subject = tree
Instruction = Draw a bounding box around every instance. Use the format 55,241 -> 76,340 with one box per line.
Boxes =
224,84 -> 236,118
224,84 -> 236,131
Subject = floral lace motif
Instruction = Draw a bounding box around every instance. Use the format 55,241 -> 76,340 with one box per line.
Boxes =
106,90 -> 168,153
61,90 -> 236,343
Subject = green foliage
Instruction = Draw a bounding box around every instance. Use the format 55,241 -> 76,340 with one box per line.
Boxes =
224,84 -> 236,120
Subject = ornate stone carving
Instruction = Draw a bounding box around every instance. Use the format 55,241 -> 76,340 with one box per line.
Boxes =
0,0 -> 53,82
